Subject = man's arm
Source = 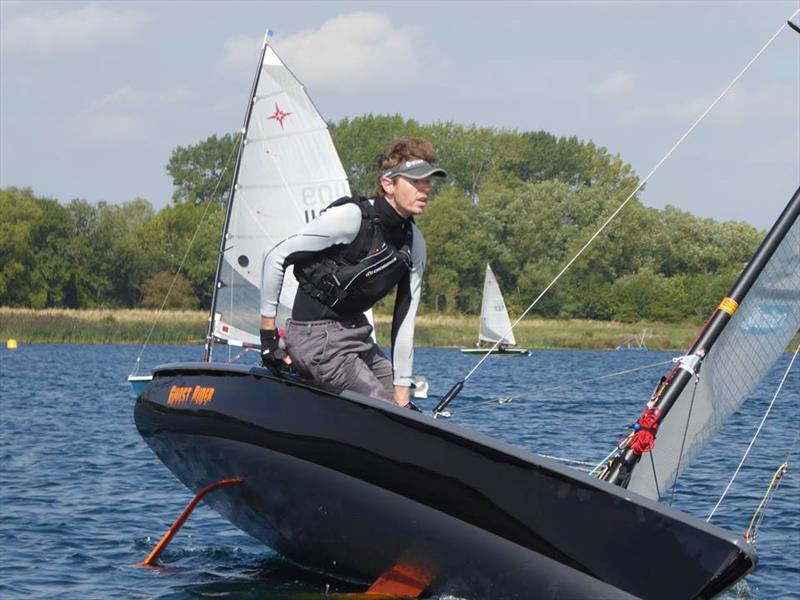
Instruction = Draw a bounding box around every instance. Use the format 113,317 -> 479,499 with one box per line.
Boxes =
259,203 -> 362,366
394,384 -> 411,406
260,203 -> 362,320
390,225 -> 426,406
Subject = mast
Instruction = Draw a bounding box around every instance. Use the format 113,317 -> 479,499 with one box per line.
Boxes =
204,35 -> 271,362
603,186 -> 800,487
479,265 -> 488,347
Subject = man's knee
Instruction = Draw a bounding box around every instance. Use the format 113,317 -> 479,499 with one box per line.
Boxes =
327,354 -> 392,401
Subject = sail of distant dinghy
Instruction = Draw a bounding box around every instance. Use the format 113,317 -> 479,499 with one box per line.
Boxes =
208,38 -> 350,349
615,188 -> 800,500
479,265 -> 517,346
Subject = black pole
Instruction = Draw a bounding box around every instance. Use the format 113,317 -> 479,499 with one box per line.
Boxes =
433,380 -> 464,417
204,38 -> 270,362
603,186 -> 800,487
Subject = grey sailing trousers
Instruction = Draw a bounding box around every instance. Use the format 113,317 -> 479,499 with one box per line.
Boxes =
285,315 -> 394,402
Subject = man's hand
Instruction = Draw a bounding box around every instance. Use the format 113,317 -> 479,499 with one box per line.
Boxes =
394,385 -> 422,412
260,328 -> 291,373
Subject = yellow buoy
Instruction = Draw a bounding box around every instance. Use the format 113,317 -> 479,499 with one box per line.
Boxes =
6,339 -> 17,350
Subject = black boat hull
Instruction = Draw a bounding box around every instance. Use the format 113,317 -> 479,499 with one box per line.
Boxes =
135,363 -> 756,599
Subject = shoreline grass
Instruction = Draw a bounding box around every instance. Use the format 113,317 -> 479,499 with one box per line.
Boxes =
0,307 -> 694,350
3,307 -> 797,351
0,307 -> 209,345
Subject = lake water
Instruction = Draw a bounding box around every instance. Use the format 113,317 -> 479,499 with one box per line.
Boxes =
1,344 -> 798,599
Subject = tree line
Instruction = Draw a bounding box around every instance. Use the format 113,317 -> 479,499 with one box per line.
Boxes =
0,115 -> 762,322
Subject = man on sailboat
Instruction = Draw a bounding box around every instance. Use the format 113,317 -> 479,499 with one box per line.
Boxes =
259,137 -> 446,409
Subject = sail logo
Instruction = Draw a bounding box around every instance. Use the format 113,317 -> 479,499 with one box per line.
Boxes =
167,384 -> 215,407
366,257 -> 397,278
739,304 -> 792,334
267,103 -> 292,129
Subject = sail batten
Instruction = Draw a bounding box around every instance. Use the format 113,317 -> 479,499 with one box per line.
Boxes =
246,126 -> 332,143
255,86 -> 305,100
237,177 -> 348,190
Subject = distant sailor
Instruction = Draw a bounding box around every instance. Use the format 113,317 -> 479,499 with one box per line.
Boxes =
259,138 -> 446,409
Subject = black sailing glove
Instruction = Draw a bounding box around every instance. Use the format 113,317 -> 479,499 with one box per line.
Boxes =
260,328 -> 287,372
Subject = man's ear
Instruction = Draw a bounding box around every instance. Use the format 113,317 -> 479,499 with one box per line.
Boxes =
379,175 -> 394,196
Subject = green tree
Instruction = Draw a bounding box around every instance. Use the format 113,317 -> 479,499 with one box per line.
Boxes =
329,116 -> 641,204
667,266 -> 743,322
30,194 -> 74,307
166,133 -> 239,205
135,201 -> 223,309
609,269 -> 675,322
140,271 -> 199,309
330,114 -> 425,196
642,206 -> 760,277
416,187 -> 498,313
0,188 -> 48,306
3,113 -> 763,319
59,198 -> 157,307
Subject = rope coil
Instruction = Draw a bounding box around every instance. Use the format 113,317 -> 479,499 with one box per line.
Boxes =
744,461 -> 790,544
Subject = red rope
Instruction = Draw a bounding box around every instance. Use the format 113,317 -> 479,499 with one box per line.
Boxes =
630,407 -> 661,455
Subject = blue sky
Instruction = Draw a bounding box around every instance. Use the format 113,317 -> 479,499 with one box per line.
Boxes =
1,0 -> 798,229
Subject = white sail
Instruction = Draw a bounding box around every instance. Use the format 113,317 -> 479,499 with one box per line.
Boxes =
628,213 -> 800,500
212,40 -> 350,346
479,265 -> 517,346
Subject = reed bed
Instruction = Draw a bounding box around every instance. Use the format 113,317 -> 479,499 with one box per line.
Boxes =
4,307 -> 796,351
375,313 -> 698,350
0,307 -> 207,344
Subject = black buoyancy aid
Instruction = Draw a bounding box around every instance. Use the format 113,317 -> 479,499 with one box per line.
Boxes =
293,196 -> 413,315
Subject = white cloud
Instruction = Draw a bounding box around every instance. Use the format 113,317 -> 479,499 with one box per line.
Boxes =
592,71 -> 634,97
1,3 -> 150,57
65,86 -> 193,146
73,112 -> 151,146
223,35 -> 262,76
635,84 -> 795,125
222,12 -> 421,89
663,87 -> 744,122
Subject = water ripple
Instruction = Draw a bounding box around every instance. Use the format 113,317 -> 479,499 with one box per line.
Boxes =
1,345 -> 797,598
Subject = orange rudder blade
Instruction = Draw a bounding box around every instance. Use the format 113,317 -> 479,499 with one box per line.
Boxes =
365,561 -> 431,597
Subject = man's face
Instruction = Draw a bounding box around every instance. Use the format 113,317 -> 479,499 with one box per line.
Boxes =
383,175 -> 432,218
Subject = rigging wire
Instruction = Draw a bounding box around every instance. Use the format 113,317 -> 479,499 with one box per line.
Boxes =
448,359 -> 673,473
669,375 -> 700,507
449,14 -> 800,399
707,340 -> 800,522
648,450 -> 662,501
453,359 -> 673,415
442,359 -> 674,472
130,134 -> 243,376
536,453 -> 596,472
